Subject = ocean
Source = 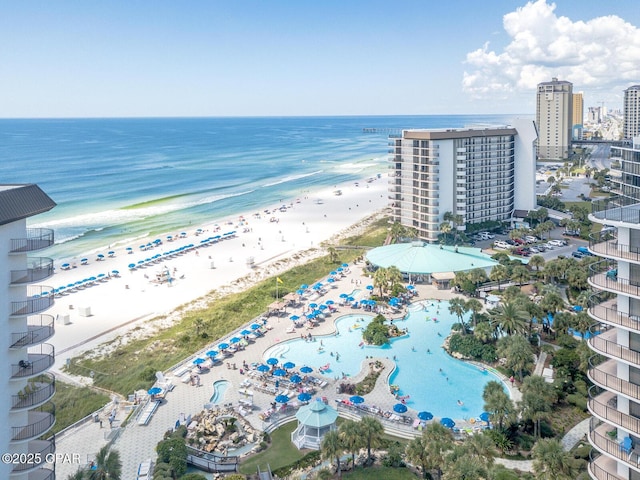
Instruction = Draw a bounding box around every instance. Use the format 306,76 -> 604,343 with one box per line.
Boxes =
0,115 -> 525,259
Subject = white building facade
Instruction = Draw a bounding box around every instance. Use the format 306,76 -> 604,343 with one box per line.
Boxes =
388,121 -> 537,243
0,184 -> 56,480
536,77 -> 573,160
624,85 -> 640,140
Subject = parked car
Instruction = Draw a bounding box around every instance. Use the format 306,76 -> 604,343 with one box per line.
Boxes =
493,241 -> 511,250
514,248 -> 531,256
548,239 -> 567,247
524,235 -> 538,243
577,246 -> 593,256
572,251 -> 586,259
513,238 -> 526,245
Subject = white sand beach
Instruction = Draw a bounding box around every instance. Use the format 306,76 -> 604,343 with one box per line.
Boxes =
47,176 -> 389,369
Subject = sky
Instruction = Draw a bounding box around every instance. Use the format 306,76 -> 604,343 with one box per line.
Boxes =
1,0 -> 639,118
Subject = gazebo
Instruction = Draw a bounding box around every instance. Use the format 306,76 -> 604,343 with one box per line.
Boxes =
291,399 -> 338,450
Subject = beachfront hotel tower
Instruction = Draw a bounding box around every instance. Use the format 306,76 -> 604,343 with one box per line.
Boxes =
0,185 -> 57,479
388,121 -> 537,243
573,91 -> 584,140
624,85 -> 640,140
536,77 -> 573,160
587,136 -> 640,479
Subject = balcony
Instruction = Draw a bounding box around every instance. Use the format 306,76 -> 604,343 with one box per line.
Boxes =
10,229 -> 55,253
11,404 -> 55,442
11,315 -> 55,348
589,386 -> 640,438
11,373 -> 55,410
590,236 -> 640,264
588,450 -> 625,480
10,344 -> 55,379
589,358 -> 640,402
10,286 -> 54,317
588,324 -> 640,366
11,438 -> 55,473
25,467 -> 55,480
10,258 -> 54,284
589,298 -> 640,333
589,418 -> 640,474
589,271 -> 640,299
591,197 -> 640,225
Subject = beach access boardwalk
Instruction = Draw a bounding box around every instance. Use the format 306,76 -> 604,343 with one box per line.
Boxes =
53,268 -> 524,479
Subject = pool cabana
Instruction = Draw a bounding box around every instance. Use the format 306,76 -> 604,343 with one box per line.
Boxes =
291,399 -> 338,450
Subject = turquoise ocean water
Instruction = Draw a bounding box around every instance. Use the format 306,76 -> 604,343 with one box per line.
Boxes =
0,115 -> 523,259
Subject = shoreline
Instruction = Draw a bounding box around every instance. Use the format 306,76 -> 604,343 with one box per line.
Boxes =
47,175 -> 389,369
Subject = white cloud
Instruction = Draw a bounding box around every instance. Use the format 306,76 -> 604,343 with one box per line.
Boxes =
463,0 -> 640,105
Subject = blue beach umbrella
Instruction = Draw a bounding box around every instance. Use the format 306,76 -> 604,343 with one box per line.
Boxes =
393,403 -> 408,414
272,368 -> 287,377
297,392 -> 312,402
206,350 -> 218,358
300,366 -> 313,374
350,395 -> 365,404
128,263 -> 136,269
275,394 -> 290,404
406,285 -> 415,290
326,277 -> 335,283
283,361 -> 296,370
337,267 -> 343,272
309,303 -> 318,309
218,343 -> 229,350
250,323 -> 261,330
266,357 -> 279,365
418,411 -> 433,421
289,374 -> 302,384
192,358 -> 205,365
318,304 -> 327,310
339,293 -> 348,299
296,289 -> 305,295
148,387 -> 162,396
325,300 -> 334,305
257,364 -> 270,373
229,337 -> 241,344
440,418 -> 455,428
479,412 -> 491,423
300,284 -> 309,290
240,329 -> 251,336
289,315 -> 300,322
366,285 -> 374,290
112,270 -> 119,275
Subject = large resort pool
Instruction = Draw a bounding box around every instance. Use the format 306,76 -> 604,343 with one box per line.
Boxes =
264,300 -> 506,420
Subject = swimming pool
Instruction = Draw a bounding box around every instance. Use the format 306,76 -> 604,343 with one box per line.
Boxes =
263,300 -> 505,419
210,380 -> 230,404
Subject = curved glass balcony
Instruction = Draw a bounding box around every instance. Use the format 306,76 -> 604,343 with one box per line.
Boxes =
589,417 -> 640,474
11,315 -> 55,348
11,403 -> 55,442
10,286 -> 54,317
589,298 -> 640,333
10,344 -> 55,379
588,324 -> 640,366
588,450 -> 625,480
588,260 -> 640,299
589,358 -> 640,402
589,386 -> 640,438
11,373 -> 55,411
591,197 -> 640,225
10,258 -> 54,284
9,229 -> 54,253
10,438 -> 55,473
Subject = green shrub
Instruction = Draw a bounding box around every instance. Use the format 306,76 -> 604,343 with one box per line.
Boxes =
272,450 -> 321,478
566,393 -> 588,411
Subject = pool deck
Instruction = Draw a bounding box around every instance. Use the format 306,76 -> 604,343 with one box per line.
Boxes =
53,264 -> 521,478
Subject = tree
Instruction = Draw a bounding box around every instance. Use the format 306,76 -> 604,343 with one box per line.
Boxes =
465,299 -> 483,327
88,445 -> 122,480
373,267 -> 388,297
510,265 -> 530,286
474,321 -> 495,343
483,380 -> 514,431
532,438 -> 576,479
339,420 -> 362,471
440,222 -> 452,244
528,255 -> 545,273
489,302 -> 528,336
497,334 -> 533,382
573,311 -> 593,339
405,423 -> 453,480
539,292 -> 565,316
327,245 -> 339,263
520,376 -> 557,438
448,297 -> 468,334
156,436 -> 187,478
66,468 -> 86,480
359,416 -> 383,462
489,264 -> 509,291
321,430 -> 343,477
442,445 -> 489,480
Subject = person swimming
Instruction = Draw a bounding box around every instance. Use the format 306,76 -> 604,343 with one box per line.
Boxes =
457,400 -> 464,406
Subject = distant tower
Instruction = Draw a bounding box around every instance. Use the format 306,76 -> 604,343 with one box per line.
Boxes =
572,91 -> 584,140
624,85 -> 640,139
536,77 -> 573,160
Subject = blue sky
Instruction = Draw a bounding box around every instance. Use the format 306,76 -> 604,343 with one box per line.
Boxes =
2,0 -> 639,117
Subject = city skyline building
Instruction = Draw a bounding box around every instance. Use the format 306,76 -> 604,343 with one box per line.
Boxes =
536,77 -> 573,160
624,85 -> 640,140
0,184 -> 57,480
573,91 -> 584,140
587,136 -> 640,479
388,120 -> 537,243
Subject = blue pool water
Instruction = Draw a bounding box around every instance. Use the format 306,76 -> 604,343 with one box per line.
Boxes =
264,301 -> 506,419
210,380 -> 230,404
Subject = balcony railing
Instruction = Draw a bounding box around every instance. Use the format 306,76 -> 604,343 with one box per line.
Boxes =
11,315 -> 55,348
10,258 -> 54,284
590,236 -> 640,264
11,373 -> 55,410
10,229 -> 54,253
10,287 -> 54,317
11,404 -> 55,441
11,438 -> 55,472
589,358 -> 640,401
588,450 -> 626,480
589,324 -> 640,366
10,344 -> 55,379
25,467 -> 56,480
591,197 -> 640,224
589,417 -> 640,474
589,386 -> 640,437
588,299 -> 640,332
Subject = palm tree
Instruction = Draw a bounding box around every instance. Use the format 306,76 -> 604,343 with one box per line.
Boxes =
372,267 -> 388,297
489,301 -> 528,336
483,380 -> 514,430
327,245 -> 339,263
532,438 -> 576,479
465,298 -> 483,327
359,416 -> 383,462
497,334 -> 533,382
88,445 -> 122,480
510,265 -> 530,286
448,297 -> 468,334
440,222 -> 452,244
574,311 -> 593,339
386,265 -> 403,291
442,446 -> 488,480
66,468 -> 86,480
405,423 -> 453,480
520,376 -> 557,438
339,420 -> 362,471
489,264 -> 509,291
474,321 -> 495,342
528,255 -> 545,274
321,430 -> 343,477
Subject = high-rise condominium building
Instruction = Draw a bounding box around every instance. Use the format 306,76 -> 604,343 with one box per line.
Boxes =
573,92 -> 584,140
536,77 -> 573,160
0,184 -> 56,480
388,120 -> 537,242
587,136 -> 640,479
624,85 -> 640,140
